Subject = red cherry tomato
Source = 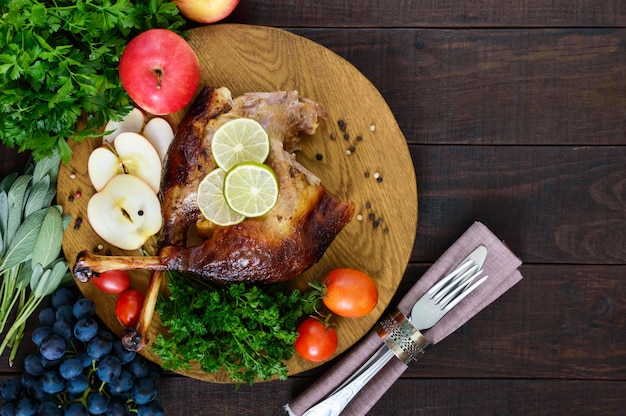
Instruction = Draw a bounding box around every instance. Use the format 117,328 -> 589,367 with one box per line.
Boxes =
115,289 -> 145,327
92,270 -> 131,294
322,268 -> 378,318
295,317 -> 338,362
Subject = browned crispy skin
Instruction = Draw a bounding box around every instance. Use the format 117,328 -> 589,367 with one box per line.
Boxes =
159,87 -> 330,249
74,86 -> 354,285
158,87 -> 232,247
159,171 -> 355,283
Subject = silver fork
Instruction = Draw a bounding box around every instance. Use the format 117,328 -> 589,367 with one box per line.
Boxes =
302,246 -> 489,416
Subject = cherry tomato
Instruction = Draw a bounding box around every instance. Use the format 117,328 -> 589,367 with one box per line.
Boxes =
92,270 -> 131,294
322,268 -> 378,318
295,317 -> 338,362
115,289 -> 145,327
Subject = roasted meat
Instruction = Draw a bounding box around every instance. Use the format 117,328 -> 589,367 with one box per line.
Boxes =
74,86 -> 354,350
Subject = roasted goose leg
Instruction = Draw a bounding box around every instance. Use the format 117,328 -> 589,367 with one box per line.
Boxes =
74,87 -> 354,350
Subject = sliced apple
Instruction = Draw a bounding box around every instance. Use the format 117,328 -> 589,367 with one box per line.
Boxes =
142,117 -> 174,162
88,132 -> 161,193
87,147 -> 120,192
87,174 -> 162,251
102,107 -> 146,144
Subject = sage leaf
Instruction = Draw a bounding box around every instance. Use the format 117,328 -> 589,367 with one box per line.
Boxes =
34,260 -> 68,298
0,191 -> 7,254
32,268 -> 51,299
23,158 -> 36,177
29,264 -> 45,295
32,206 -> 63,270
0,172 -> 17,193
62,214 -> 71,231
1,208 -> 47,270
24,176 -> 50,218
16,262 -> 32,290
43,186 -> 57,209
32,150 -> 60,184
6,175 -> 32,246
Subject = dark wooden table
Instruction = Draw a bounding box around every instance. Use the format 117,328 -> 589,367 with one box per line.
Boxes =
2,1 -> 625,414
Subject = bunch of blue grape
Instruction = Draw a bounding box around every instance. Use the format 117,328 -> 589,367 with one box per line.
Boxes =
0,286 -> 164,415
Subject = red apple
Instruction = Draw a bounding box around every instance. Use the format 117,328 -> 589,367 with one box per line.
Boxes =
175,0 -> 240,24
119,29 -> 201,115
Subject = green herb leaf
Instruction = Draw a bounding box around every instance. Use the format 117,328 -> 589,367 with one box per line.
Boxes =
5,175 -> 32,246
31,206 -> 63,270
23,176 -> 50,218
153,273 -> 318,385
1,207 -> 46,270
29,263 -> 47,297
0,173 -> 17,193
33,260 -> 69,298
0,191 -> 8,255
0,0 -> 188,162
16,261 -> 32,291
32,149 -> 60,184
0,152 -> 70,360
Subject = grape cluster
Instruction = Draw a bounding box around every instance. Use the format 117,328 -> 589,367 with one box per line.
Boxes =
0,286 -> 164,415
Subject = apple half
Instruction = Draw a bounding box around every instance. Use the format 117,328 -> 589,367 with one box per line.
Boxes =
142,117 -> 175,162
88,132 -> 162,193
102,107 -> 146,144
87,174 -> 162,251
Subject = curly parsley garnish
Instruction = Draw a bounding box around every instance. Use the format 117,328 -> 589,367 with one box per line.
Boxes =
0,0 -> 187,163
153,273 -> 318,385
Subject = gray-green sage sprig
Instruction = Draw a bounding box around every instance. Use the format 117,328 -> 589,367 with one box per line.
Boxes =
0,150 -> 73,365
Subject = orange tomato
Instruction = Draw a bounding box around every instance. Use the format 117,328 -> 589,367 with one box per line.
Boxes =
322,268 -> 378,318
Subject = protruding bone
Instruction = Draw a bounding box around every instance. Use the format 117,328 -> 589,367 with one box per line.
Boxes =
73,250 -> 166,282
121,270 -> 165,352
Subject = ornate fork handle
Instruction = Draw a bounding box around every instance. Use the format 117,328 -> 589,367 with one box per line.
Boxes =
302,311 -> 429,416
302,347 -> 395,416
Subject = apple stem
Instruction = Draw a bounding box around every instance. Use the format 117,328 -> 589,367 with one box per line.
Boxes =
154,68 -> 163,89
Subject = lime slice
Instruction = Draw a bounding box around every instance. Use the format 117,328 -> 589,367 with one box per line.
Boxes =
197,168 -> 246,226
224,162 -> 279,218
211,118 -> 270,171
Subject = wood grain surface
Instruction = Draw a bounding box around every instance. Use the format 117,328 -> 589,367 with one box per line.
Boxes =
227,0 -> 626,27
1,1 -> 625,415
56,24 -> 417,382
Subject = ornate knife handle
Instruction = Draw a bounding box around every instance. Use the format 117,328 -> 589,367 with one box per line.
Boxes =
302,310 -> 429,416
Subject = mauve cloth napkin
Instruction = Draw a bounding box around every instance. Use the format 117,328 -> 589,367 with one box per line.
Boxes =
285,221 -> 523,416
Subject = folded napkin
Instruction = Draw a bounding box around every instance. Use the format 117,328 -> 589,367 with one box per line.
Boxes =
286,221 -> 523,416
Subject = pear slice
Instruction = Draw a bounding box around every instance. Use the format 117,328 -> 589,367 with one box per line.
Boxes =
88,132 -> 162,193
142,117 -> 174,162
103,107 -> 146,144
87,174 -> 162,251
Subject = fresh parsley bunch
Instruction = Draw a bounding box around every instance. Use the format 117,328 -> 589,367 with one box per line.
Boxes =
153,273 -> 319,385
0,0 -> 187,163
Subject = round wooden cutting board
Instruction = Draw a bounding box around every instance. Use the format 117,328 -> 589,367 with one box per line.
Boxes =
58,24 -> 417,382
